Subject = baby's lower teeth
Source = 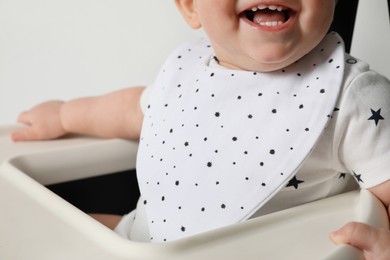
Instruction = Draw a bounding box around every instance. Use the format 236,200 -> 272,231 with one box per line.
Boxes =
258,21 -> 283,27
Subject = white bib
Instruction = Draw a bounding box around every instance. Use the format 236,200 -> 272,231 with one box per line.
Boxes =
137,33 -> 345,242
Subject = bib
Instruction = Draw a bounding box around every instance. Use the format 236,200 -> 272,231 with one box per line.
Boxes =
137,33 -> 345,242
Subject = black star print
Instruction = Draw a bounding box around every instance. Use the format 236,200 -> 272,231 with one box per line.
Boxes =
286,176 -> 304,189
368,108 -> 384,126
339,173 -> 346,179
353,171 -> 364,183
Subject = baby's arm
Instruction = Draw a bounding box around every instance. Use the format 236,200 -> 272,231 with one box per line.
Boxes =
331,180 -> 390,259
12,87 -> 145,141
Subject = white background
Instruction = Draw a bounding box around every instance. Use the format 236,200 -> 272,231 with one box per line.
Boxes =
0,0 -> 202,124
0,0 -> 389,124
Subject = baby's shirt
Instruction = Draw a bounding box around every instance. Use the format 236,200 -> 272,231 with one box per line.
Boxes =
133,33 -> 390,242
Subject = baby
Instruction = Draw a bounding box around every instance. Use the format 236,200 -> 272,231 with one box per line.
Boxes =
12,0 -> 390,257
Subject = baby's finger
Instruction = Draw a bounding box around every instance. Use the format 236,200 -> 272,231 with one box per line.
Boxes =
330,222 -> 377,251
11,127 -> 39,142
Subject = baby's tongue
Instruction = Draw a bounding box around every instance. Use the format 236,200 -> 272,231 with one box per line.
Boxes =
253,9 -> 286,25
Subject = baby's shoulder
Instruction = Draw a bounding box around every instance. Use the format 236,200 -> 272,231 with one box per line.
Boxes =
341,53 -> 389,92
338,53 -> 390,108
342,53 -> 370,87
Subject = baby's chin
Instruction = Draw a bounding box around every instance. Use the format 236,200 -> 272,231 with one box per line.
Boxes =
219,58 -> 299,73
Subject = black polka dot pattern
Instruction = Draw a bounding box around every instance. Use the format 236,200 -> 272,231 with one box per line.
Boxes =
136,33 -> 345,242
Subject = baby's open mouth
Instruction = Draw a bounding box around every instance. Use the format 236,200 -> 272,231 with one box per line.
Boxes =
241,4 -> 293,27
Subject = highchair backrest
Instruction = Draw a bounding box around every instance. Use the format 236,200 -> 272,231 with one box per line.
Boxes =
350,0 -> 390,79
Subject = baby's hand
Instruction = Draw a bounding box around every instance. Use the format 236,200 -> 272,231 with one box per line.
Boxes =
12,100 -> 67,141
331,222 -> 390,260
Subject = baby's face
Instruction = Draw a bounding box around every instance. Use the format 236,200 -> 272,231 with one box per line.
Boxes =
177,0 -> 335,72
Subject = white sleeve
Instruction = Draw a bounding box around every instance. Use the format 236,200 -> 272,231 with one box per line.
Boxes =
335,70 -> 390,188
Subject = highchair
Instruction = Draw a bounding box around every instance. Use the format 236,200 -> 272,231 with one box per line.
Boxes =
1,0 -> 390,259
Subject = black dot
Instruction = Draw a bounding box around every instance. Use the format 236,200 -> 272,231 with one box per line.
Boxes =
272,109 -> 277,114
270,149 -> 275,155
210,73 -> 215,77
305,128 -> 310,131
260,162 -> 264,166
177,55 -> 182,59
181,226 -> 186,232
261,183 -> 266,186
215,112 -> 220,117
221,204 -> 226,209
248,114 -> 253,119
299,104 -> 304,109
143,200 -> 147,204
184,142 -> 189,146
175,181 -> 180,186
161,196 -> 165,201
328,59 -> 333,63
201,207 -> 205,212
232,137 -> 238,141
207,162 -> 213,167
320,89 -> 325,94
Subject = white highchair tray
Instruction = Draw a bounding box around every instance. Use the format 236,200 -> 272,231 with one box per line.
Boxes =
0,125 -> 388,259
